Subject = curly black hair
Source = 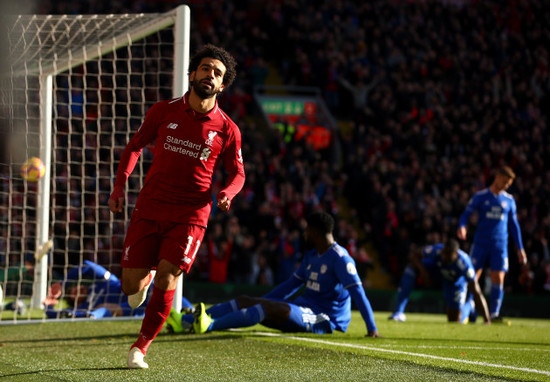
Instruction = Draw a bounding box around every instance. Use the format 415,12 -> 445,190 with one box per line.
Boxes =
306,211 -> 335,235
188,44 -> 237,88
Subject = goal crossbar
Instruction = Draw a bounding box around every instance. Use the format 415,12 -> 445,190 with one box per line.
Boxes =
8,10 -> 179,77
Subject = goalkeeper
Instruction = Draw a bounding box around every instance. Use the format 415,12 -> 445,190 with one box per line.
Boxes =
44,260 -> 193,319
167,212 -> 380,337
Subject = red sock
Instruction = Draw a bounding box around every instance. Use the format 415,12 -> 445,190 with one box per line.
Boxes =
131,285 -> 175,355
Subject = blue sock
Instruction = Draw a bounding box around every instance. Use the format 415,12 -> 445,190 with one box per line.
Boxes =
210,304 -> 265,332
490,284 -> 504,318
90,307 -> 112,319
395,266 -> 416,313
181,299 -> 240,328
206,299 -> 239,318
460,296 -> 474,323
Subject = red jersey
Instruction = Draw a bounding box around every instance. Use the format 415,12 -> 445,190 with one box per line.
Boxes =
112,93 -> 245,227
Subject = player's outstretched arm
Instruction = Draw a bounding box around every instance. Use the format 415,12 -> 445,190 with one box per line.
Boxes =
348,284 -> 380,337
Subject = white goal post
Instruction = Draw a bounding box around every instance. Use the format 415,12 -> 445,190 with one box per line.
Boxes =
0,5 -> 190,322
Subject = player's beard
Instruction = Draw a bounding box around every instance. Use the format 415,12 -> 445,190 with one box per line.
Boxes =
191,79 -> 218,99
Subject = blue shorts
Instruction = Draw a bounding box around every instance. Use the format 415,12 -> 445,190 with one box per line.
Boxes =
265,303 -> 334,334
442,281 -> 468,311
470,243 -> 508,272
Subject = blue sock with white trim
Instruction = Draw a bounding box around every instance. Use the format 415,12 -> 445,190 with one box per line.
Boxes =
460,296 -> 474,323
490,284 -> 504,318
210,304 -> 265,332
181,299 -> 240,327
206,299 -> 240,318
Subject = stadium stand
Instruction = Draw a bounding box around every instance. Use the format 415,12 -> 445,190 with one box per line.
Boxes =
16,0 -> 550,298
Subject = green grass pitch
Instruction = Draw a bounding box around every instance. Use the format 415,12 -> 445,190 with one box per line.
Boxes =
1,311 -> 549,381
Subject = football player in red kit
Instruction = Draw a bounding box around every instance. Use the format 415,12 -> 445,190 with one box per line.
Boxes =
109,44 -> 245,369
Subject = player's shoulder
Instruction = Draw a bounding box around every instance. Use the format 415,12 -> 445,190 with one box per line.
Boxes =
214,105 -> 240,132
423,243 -> 443,256
456,250 -> 473,268
147,97 -> 181,114
501,190 -> 515,201
474,188 -> 491,198
331,243 -> 351,258
326,243 -> 354,266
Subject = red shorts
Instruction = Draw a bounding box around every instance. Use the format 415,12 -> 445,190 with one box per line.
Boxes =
121,216 -> 206,273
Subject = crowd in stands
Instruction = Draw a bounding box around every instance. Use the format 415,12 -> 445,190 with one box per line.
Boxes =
10,0 -> 549,296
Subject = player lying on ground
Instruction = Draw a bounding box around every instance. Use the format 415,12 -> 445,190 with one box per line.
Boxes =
166,211 -> 380,337
389,239 -> 491,324
44,260 -> 194,319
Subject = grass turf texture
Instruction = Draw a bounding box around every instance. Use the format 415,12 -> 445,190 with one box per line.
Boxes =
0,312 -> 549,381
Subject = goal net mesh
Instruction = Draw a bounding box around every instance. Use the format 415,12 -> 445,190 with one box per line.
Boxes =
1,11 -> 180,321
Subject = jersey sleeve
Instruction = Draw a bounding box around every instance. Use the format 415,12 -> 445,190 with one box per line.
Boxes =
334,254 -> 363,288
111,103 -> 161,195
458,194 -> 480,228
65,260 -> 111,282
507,198 -> 524,250
458,251 -> 476,282
420,245 -> 438,268
216,123 -> 245,203
262,275 -> 304,300
347,284 -> 378,332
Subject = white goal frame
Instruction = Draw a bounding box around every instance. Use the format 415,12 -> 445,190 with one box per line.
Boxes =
3,5 -> 190,318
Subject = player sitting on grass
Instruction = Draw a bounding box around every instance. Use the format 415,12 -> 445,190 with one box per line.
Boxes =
389,239 -> 491,324
44,260 -> 194,319
166,211 -> 380,337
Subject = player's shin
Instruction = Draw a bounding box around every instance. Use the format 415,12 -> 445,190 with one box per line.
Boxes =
132,286 -> 175,354
206,299 -> 240,318
396,266 -> 416,312
210,304 -> 265,332
490,284 -> 504,318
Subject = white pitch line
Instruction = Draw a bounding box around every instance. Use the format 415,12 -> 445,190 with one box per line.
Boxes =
249,331 -> 550,377
377,345 -> 550,352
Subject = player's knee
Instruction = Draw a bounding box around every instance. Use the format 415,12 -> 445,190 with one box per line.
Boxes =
235,295 -> 255,307
121,282 -> 139,296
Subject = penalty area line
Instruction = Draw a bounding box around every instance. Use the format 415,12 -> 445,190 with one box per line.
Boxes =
242,330 -> 550,377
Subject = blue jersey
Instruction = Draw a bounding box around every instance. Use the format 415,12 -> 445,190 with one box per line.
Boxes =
292,243 -> 366,332
458,188 -> 523,249
64,260 -> 126,310
421,244 -> 476,288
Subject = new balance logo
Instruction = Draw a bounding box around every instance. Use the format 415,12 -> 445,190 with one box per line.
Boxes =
167,123 -> 178,130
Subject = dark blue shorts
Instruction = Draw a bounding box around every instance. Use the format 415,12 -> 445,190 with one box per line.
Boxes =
470,242 -> 508,272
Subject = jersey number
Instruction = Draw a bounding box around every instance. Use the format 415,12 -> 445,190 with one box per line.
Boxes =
182,235 -> 201,264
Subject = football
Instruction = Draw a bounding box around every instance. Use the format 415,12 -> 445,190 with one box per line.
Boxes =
20,157 -> 46,182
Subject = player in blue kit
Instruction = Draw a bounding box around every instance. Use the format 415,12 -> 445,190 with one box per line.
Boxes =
389,240 -> 491,324
457,166 -> 527,322
166,211 -> 380,337
44,260 -> 194,319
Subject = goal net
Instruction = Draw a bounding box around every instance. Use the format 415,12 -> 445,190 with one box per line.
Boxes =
0,6 -> 190,322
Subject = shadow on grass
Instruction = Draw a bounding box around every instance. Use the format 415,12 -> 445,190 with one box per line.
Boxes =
0,367 -> 129,379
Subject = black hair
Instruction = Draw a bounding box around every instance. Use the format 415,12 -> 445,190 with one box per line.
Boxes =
306,211 -> 334,235
443,239 -> 459,255
188,44 -> 237,88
